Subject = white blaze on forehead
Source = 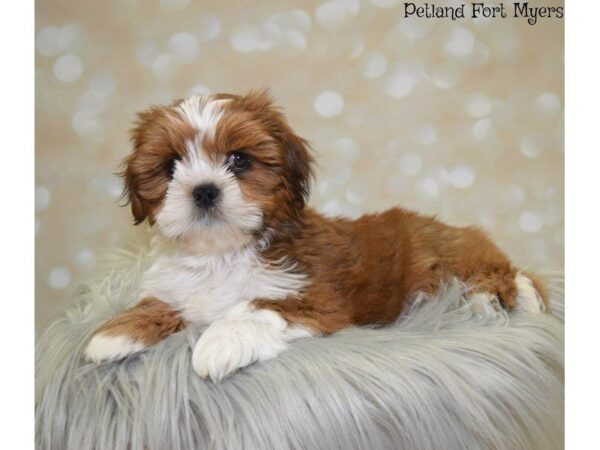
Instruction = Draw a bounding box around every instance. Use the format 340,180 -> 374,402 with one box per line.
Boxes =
183,139 -> 218,172
177,95 -> 230,139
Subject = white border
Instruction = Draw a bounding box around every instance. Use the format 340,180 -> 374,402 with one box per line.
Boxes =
566,2 -> 600,449
0,1 -> 34,449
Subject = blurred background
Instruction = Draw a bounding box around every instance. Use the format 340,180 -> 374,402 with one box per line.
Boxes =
35,0 -> 564,333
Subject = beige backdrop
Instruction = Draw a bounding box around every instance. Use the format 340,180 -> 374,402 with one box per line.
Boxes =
35,0 -> 564,333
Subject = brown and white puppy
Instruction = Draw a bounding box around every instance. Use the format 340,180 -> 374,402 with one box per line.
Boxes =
84,90 -> 548,381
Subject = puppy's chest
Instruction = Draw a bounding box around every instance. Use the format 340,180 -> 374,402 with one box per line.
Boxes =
140,249 -> 305,323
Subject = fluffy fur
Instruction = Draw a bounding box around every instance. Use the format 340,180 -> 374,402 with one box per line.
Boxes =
36,240 -> 564,450
84,90 -> 549,381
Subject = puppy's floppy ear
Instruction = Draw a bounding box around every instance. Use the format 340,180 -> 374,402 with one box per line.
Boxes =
243,89 -> 315,209
119,107 -> 163,226
120,157 -> 147,225
276,119 -> 314,209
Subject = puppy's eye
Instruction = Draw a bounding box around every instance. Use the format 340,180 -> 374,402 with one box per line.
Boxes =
227,151 -> 251,174
165,156 -> 180,178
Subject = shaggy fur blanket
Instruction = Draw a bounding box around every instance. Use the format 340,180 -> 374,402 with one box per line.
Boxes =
36,237 -> 564,450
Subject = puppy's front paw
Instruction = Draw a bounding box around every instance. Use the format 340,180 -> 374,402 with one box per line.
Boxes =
84,333 -> 145,363
192,317 -> 288,382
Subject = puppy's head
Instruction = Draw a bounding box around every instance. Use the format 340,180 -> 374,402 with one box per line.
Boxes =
122,90 -> 314,253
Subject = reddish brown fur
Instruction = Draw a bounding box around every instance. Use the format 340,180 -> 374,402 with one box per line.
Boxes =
204,92 -> 314,228
96,297 -> 186,346
105,90 -> 548,343
255,208 -> 527,334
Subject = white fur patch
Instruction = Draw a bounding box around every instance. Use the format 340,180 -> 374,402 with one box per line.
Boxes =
177,96 -> 228,139
142,240 -> 306,324
84,333 -> 145,363
192,303 -> 315,382
515,273 -> 546,313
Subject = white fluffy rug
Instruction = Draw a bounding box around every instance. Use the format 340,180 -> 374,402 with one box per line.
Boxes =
36,236 -> 564,450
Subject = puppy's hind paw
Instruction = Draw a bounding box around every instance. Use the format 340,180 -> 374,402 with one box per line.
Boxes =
515,273 -> 547,313
84,333 -> 146,363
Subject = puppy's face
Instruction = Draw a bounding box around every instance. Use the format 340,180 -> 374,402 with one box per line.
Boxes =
122,91 -> 313,253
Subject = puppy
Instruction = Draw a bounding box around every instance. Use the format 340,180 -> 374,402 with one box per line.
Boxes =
84,90 -> 548,381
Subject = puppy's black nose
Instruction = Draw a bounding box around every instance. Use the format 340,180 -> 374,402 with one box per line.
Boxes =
192,183 -> 220,209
